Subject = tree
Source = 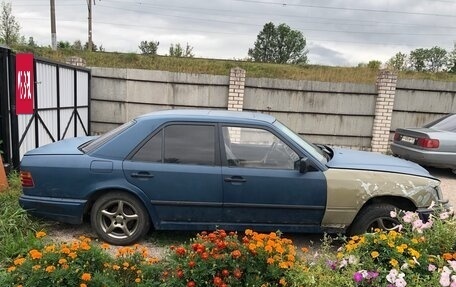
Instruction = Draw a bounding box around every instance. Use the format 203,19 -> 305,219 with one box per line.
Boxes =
139,40 -> 159,55
248,22 -> 308,64
387,52 -> 407,71
169,43 -> 194,58
426,46 -> 447,72
0,1 -> 20,45
367,60 -> 381,69
72,40 -> 83,50
409,48 -> 428,72
84,41 -> 98,51
27,36 -> 37,48
448,44 -> 456,73
57,41 -> 71,49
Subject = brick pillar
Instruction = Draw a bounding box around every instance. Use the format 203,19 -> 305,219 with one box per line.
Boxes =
227,67 -> 246,111
371,70 -> 398,153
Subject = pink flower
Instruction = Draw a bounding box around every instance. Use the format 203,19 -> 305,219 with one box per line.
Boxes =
353,272 -> 363,283
390,211 -> 397,218
428,264 -> 437,272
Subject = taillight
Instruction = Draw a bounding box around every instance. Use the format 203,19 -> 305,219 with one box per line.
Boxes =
393,132 -> 400,141
417,138 -> 440,148
20,171 -> 34,187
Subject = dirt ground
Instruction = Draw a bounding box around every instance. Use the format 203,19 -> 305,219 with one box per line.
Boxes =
45,168 -> 456,256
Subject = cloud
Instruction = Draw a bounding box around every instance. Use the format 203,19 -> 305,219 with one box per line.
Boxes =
12,0 -> 456,66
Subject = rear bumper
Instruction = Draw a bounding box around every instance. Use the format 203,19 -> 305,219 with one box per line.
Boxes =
19,195 -> 87,224
390,143 -> 456,169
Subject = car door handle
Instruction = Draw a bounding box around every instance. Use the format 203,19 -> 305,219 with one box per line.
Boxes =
224,176 -> 246,183
131,172 -> 154,179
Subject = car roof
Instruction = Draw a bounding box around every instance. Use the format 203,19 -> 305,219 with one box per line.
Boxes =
136,109 -> 276,124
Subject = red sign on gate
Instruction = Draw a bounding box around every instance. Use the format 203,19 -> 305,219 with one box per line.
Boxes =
16,53 -> 35,115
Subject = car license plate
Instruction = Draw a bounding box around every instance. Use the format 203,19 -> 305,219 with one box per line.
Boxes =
401,136 -> 415,144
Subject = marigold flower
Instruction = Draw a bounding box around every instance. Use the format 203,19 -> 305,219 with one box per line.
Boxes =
68,252 -> 77,259
32,265 -> 41,270
279,278 -> 287,286
80,242 -> 91,251
245,229 -> 253,236
371,251 -> 379,259
45,245 -> 56,253
113,264 -> 120,270
267,257 -> 275,264
231,250 -> 241,259
14,257 -> 26,266
58,258 -> 67,265
81,273 -> 92,281
101,243 -> 110,250
80,284 -> 87,287
35,231 -> 46,239
61,247 -> 71,254
45,265 -> 56,273
29,249 -> 42,260
390,258 -> 399,267
135,278 -> 141,283
301,247 -> 309,253
7,266 -> 16,272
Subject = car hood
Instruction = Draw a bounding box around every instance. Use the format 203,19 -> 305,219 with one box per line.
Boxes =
24,136 -> 96,155
326,147 -> 435,179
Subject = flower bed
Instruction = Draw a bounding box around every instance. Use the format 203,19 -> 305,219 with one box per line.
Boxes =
1,204 -> 456,287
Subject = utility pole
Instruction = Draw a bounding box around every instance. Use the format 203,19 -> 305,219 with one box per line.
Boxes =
87,0 -> 93,51
50,0 -> 56,50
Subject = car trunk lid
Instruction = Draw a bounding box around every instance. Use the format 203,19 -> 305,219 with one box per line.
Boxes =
393,128 -> 442,150
23,136 -> 96,156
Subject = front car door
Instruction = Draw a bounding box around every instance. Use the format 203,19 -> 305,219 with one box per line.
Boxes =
123,123 -> 223,229
221,125 -> 327,232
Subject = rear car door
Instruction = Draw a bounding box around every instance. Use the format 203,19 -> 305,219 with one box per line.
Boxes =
123,123 -> 223,227
221,125 -> 327,230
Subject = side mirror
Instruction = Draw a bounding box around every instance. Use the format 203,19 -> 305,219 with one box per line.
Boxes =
299,157 -> 309,173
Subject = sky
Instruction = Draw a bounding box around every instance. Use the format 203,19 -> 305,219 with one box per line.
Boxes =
11,0 -> 456,66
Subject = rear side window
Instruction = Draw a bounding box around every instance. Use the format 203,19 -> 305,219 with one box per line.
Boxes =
132,124 -> 216,166
81,120 -> 135,153
424,114 -> 456,132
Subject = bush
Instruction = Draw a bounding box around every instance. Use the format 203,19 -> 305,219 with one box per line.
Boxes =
158,229 -> 297,287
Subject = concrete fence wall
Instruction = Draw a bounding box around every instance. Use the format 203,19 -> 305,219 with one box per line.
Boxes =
91,67 -> 456,152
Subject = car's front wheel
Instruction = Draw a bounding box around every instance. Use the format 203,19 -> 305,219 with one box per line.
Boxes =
91,192 -> 150,245
348,203 -> 400,236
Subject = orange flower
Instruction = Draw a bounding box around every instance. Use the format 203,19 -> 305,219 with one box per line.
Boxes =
80,284 -> 87,287
35,231 -> 46,239
32,265 -> 41,270
135,278 -> 141,283
267,257 -> 275,264
80,241 -> 91,251
29,249 -> 42,260
61,247 -> 71,254
113,264 -> 120,270
13,258 -> 26,266
68,252 -> 77,259
7,266 -> 16,272
101,243 -> 110,250
231,250 -> 241,259
45,266 -> 56,273
45,245 -> 56,253
245,229 -> 253,236
443,253 -> 454,260
58,258 -> 67,265
301,247 -> 309,253
81,273 -> 92,281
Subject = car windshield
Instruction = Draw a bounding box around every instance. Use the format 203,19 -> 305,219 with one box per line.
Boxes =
273,121 -> 327,163
80,120 -> 135,153
424,114 -> 456,132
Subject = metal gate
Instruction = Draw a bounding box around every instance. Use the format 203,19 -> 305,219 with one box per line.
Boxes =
0,47 -> 90,170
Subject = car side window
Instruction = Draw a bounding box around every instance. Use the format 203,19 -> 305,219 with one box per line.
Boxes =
133,125 -> 216,165
132,130 -> 162,162
164,125 -> 215,165
222,126 -> 299,170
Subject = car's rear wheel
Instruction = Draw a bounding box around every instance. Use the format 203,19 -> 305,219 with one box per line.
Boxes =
348,203 -> 400,236
91,192 -> 150,245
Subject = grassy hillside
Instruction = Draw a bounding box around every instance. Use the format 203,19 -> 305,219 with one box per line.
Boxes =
15,46 -> 456,84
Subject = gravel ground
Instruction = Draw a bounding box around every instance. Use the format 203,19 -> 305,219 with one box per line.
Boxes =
45,168 -> 456,256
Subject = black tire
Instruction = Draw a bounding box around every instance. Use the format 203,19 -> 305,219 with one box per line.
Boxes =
91,192 -> 150,245
348,204 -> 400,236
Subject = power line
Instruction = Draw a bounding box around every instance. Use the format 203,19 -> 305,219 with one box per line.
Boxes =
230,0 -> 456,18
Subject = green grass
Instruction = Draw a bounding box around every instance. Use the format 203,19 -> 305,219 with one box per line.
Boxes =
13,45 -> 456,84
0,172 -> 45,263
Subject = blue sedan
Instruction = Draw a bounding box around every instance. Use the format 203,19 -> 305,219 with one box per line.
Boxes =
20,110 -> 446,245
